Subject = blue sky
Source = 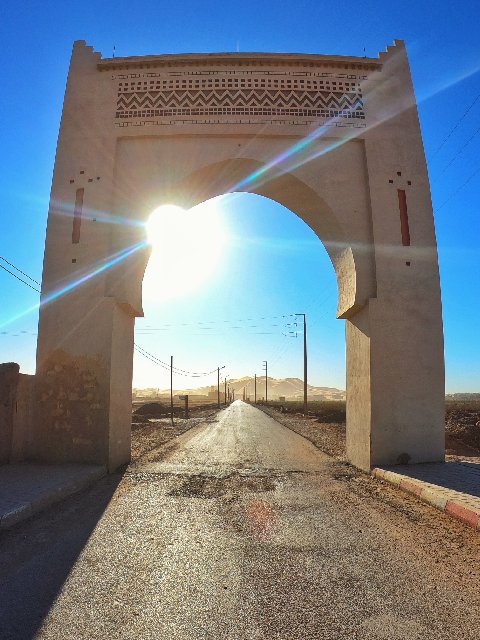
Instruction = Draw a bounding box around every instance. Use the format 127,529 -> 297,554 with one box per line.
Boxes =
0,0 -> 479,392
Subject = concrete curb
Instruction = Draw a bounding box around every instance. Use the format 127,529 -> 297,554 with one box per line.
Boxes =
0,465 -> 106,531
372,467 -> 480,531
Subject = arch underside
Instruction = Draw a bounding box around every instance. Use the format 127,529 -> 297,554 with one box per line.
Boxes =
108,146 -> 376,322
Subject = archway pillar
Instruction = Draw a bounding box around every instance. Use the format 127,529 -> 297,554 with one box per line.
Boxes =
35,292 -> 135,471
346,294 -> 444,471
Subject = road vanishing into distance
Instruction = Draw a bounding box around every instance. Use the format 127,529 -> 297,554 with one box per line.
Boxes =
1,401 -> 479,639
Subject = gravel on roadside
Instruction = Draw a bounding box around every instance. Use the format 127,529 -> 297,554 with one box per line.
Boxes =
257,405 -> 480,462
131,407 -> 222,463
258,405 -> 346,459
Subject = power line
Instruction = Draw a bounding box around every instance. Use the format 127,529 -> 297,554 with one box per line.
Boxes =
0,256 -> 41,285
0,329 -> 37,336
134,344 -> 186,373
135,346 -> 206,379
134,342 -> 220,377
173,363 -> 219,376
436,164 -> 480,212
0,263 -> 40,292
432,91 -> 480,157
136,328 -> 277,336
0,251 -> 329,378
135,313 -> 295,330
134,345 -> 173,372
438,122 -> 480,175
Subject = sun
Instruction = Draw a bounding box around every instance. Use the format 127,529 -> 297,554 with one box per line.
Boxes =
143,197 -> 227,301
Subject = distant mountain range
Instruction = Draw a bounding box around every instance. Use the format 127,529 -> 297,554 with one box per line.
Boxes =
134,376 -> 346,401
134,381 -> 479,402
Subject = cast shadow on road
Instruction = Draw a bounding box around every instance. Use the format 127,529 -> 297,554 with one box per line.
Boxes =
0,472 -> 124,640
392,461 -> 480,498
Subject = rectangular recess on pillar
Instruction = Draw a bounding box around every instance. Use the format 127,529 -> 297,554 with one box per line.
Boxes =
72,188 -> 84,244
397,188 -> 410,246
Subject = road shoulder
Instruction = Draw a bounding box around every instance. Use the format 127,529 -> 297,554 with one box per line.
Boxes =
257,404 -> 480,533
373,464 -> 480,531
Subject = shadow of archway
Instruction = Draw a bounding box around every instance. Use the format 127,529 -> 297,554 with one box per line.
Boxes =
0,472 -> 123,640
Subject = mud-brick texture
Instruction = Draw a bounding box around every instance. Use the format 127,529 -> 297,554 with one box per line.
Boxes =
0,363 -> 20,464
36,350 -> 108,465
0,463 -> 105,530
372,462 -> 480,530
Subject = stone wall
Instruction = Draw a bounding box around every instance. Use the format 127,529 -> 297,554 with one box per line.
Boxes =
0,363 -> 35,463
11,373 -> 35,462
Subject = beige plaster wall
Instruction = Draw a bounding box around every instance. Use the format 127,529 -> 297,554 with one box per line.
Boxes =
33,40 -> 445,471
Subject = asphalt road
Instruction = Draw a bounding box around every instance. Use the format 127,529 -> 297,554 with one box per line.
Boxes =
1,400 -> 479,639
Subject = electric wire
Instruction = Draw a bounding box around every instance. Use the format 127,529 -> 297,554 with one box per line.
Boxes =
428,88 -> 480,209
135,313 -> 295,331
0,256 -> 41,285
432,91 -> 480,157
0,263 -> 41,292
134,346 -> 211,379
1,229 -> 340,384
0,330 -> 36,335
133,345 -> 173,373
134,343 -> 220,377
0,254 -> 309,377
134,344 -> 188,374
439,122 -> 480,175
437,164 -> 480,211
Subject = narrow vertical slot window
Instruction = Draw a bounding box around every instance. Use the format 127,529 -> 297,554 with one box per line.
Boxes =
72,188 -> 84,244
397,189 -> 410,246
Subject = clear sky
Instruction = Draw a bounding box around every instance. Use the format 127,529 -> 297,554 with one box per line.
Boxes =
0,0 -> 479,393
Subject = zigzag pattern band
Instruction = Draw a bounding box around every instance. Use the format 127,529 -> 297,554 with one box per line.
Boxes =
116,88 -> 365,121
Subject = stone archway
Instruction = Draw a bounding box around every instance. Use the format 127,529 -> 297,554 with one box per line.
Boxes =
34,40 -> 444,471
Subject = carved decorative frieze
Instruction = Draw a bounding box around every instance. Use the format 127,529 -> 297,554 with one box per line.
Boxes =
114,70 -> 365,125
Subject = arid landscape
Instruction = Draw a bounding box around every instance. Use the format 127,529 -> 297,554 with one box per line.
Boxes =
2,3 -> 480,638
133,376 -> 346,404
131,387 -> 480,462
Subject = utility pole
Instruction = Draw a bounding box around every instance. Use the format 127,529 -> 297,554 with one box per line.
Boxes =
224,377 -> 227,406
170,355 -> 174,426
262,360 -> 268,404
217,365 -> 225,408
296,313 -> 308,415
254,374 -> 257,404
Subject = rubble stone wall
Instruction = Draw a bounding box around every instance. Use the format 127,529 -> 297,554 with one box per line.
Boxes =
0,363 -> 35,463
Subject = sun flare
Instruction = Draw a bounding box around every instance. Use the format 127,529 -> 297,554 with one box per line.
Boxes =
143,198 -> 227,301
